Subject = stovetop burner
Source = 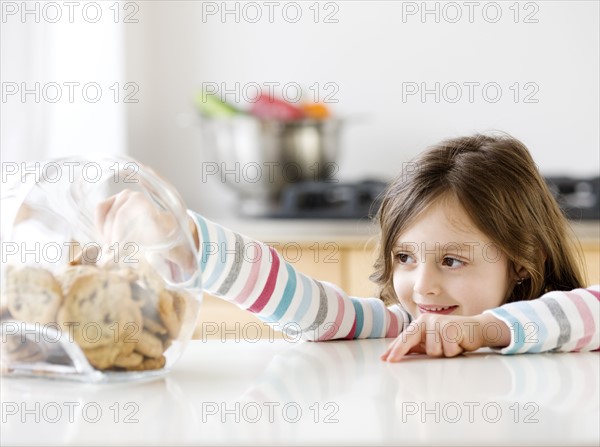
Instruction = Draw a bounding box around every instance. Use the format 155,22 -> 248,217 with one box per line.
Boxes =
266,180 -> 388,219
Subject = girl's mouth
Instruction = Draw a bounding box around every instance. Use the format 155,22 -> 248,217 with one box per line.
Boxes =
417,304 -> 459,315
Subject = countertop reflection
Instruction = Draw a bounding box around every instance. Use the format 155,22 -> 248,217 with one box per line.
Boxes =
2,339 -> 598,446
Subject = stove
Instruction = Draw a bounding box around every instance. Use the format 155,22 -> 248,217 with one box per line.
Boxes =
258,176 -> 599,221
545,176 -> 599,221
265,180 -> 387,219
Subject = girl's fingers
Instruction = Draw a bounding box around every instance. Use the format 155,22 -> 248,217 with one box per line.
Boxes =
439,321 -> 464,358
95,191 -> 142,251
384,322 -> 424,362
406,341 -> 427,355
380,338 -> 400,360
424,319 -> 444,357
100,191 -> 130,240
381,321 -> 416,360
382,316 -> 487,361
441,331 -> 464,358
95,194 -> 118,238
380,346 -> 392,360
95,195 -> 116,226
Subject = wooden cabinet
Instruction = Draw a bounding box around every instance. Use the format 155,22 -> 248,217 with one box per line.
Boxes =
193,223 -> 599,340
343,241 -> 379,298
581,241 -> 600,285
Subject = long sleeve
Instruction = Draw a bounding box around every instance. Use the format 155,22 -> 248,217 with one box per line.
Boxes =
484,285 -> 600,354
188,211 -> 411,341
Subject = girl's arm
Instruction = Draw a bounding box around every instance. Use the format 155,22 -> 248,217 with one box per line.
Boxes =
189,211 -> 411,341
382,287 -> 599,361
483,286 -> 600,354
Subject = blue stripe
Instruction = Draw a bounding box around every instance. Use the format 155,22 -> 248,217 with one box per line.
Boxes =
368,299 -> 384,338
490,308 -> 525,354
293,274 -> 313,323
516,302 -> 547,352
195,214 -> 211,274
203,225 -> 227,289
350,297 -> 364,339
266,263 -> 297,322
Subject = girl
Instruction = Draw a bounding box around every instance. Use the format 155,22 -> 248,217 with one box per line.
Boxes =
98,132 -> 599,360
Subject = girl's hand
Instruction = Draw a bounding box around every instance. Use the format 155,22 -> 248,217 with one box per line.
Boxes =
96,189 -> 176,248
380,313 -> 511,362
95,189 -> 199,268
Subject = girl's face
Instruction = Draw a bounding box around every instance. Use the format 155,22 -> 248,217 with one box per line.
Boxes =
392,197 -> 517,318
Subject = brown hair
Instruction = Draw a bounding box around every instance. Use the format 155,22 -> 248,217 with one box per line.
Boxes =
370,132 -> 587,306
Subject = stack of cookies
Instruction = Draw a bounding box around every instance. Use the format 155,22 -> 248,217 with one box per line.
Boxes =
1,261 -> 193,372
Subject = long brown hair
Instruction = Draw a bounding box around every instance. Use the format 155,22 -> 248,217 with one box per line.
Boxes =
370,132 -> 587,306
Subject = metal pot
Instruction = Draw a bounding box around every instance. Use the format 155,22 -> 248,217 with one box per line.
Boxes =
200,115 -> 343,214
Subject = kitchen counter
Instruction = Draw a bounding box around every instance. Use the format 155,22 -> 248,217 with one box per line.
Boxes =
218,218 -> 599,245
218,217 -> 380,247
2,339 -> 598,446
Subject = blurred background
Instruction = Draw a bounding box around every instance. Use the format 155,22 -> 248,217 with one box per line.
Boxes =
2,0 -> 599,220
2,0 -> 599,338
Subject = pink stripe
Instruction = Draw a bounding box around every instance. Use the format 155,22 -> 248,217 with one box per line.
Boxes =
233,243 -> 263,304
248,247 -> 280,313
344,318 -> 357,340
566,290 -> 596,351
385,308 -> 399,338
587,289 -> 600,300
319,290 -> 346,341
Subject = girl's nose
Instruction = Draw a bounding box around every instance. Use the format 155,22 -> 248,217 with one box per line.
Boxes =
413,263 -> 442,296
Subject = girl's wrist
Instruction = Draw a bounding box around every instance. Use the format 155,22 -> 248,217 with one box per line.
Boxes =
187,215 -> 200,251
476,313 -> 511,348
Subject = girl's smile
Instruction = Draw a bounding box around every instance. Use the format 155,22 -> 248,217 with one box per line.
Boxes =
416,304 -> 459,314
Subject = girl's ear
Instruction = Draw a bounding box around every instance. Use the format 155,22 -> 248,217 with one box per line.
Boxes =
512,249 -> 546,282
512,265 -> 530,281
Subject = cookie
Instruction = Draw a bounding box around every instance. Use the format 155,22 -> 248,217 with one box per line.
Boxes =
57,271 -> 142,350
118,262 -> 165,320
56,265 -> 98,296
119,305 -> 144,356
67,241 -> 83,266
114,351 -> 144,369
134,330 -> 163,358
68,242 -> 105,266
158,290 -> 187,339
0,276 -> 11,320
2,259 -> 180,373
142,317 -> 168,336
6,266 -> 63,325
127,355 -> 166,371
129,260 -> 165,303
0,304 -> 11,320
83,343 -> 123,370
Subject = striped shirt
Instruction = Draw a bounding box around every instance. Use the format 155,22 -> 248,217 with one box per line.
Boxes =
485,287 -> 599,354
191,212 -> 599,353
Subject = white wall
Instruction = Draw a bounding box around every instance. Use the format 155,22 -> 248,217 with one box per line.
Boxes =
1,5 -> 127,163
124,0 -> 599,218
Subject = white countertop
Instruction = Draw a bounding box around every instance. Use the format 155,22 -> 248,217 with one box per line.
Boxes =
2,339 -> 599,446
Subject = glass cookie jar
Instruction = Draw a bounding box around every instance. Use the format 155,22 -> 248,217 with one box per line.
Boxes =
0,156 -> 202,382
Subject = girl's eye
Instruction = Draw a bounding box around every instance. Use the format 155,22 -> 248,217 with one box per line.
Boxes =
395,253 -> 415,265
442,257 -> 464,268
